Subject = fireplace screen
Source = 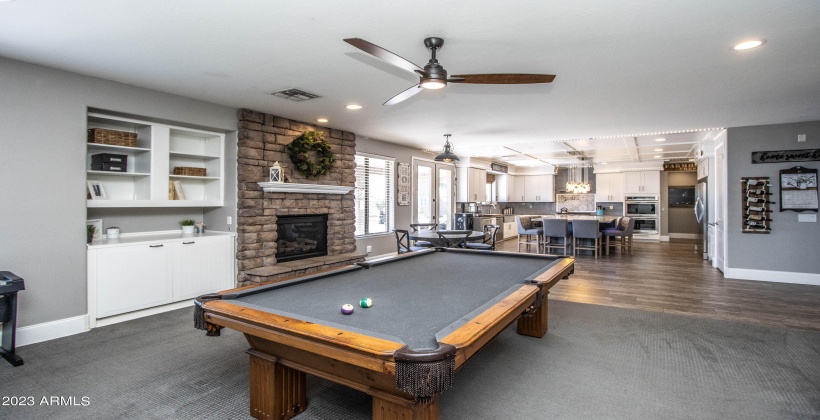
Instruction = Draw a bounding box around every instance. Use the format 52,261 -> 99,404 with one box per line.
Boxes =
276,214 -> 328,263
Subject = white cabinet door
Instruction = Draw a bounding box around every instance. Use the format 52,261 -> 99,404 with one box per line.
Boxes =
596,173 -> 625,202
503,221 -> 517,239
457,167 -> 487,202
172,237 -> 232,300
522,175 -> 553,202
514,176 -> 527,201
93,243 -> 173,318
624,171 -> 660,194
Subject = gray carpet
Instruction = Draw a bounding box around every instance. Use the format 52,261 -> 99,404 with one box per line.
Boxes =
2,301 -> 819,419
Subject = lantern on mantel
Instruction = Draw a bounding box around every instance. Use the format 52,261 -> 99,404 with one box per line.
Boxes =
269,161 -> 284,183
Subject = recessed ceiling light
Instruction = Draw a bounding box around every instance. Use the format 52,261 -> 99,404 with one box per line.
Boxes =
654,155 -> 662,159
732,38 -> 766,51
654,148 -> 664,152
345,104 -> 362,110
317,118 -> 328,123
655,138 -> 666,142
600,162 -> 608,165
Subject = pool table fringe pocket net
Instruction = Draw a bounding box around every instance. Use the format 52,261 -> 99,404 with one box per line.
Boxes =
394,344 -> 457,399
194,294 -> 223,336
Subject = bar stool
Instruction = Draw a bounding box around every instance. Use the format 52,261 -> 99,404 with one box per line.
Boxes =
516,216 -> 543,253
542,219 -> 572,255
572,219 -> 603,259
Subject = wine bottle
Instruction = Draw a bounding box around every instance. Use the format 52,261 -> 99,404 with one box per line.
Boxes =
746,189 -> 770,195
746,205 -> 765,212
746,197 -> 764,203
745,222 -> 768,229
746,214 -> 770,221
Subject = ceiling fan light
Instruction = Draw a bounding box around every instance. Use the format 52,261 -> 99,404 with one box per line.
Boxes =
420,79 -> 446,89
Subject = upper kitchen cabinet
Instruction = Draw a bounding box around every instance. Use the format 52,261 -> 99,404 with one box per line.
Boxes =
624,170 -> 660,195
457,167 -> 487,202
497,174 -> 517,202
595,172 -> 625,202
514,174 -> 554,202
87,112 -> 225,208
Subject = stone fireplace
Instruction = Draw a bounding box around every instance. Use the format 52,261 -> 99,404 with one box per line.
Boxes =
235,109 -> 365,286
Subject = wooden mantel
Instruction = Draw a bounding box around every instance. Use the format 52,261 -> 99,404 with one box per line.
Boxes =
257,182 -> 354,194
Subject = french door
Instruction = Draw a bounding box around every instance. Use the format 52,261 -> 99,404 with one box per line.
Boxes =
412,158 -> 455,229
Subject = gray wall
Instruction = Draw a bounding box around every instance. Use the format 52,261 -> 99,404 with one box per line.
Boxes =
727,121 -> 820,274
0,57 -> 237,328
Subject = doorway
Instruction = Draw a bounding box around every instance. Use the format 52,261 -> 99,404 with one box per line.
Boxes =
413,158 -> 455,229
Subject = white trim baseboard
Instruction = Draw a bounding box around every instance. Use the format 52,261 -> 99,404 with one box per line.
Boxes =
92,300 -> 193,328
724,267 -> 820,286
669,233 -> 701,239
17,314 -> 89,347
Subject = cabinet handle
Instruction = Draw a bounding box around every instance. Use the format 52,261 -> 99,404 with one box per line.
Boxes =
183,241 -> 195,245
149,244 -> 164,248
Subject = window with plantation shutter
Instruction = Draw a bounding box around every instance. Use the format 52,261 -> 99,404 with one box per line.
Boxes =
354,154 -> 395,236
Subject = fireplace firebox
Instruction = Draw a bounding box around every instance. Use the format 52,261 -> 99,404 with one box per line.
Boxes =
275,214 -> 328,263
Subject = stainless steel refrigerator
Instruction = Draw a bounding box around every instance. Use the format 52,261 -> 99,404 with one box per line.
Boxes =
694,179 -> 708,260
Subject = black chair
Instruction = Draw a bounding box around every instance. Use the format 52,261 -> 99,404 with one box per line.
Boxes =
465,225 -> 499,251
436,230 -> 472,248
394,229 -> 427,254
409,223 -> 438,247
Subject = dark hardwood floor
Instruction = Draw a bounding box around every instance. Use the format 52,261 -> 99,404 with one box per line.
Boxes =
495,237 -> 820,331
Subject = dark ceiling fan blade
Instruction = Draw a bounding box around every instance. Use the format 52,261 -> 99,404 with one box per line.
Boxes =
343,38 -> 423,75
448,74 -> 556,84
383,84 -> 423,106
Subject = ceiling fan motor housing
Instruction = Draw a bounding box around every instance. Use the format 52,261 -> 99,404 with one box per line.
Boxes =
421,37 -> 447,88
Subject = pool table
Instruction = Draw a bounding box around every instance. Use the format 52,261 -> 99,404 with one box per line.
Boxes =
195,248 -> 574,420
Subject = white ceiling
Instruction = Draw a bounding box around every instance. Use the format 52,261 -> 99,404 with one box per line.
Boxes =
1,0 -> 819,168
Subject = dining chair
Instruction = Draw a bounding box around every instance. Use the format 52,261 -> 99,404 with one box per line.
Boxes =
572,219 -> 603,259
409,223 -> 438,248
465,225 -> 499,251
542,219 -> 571,256
516,216 -> 543,253
393,229 -> 426,254
436,230 -> 472,248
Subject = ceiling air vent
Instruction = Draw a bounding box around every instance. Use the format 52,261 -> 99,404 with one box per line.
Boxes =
270,88 -> 320,101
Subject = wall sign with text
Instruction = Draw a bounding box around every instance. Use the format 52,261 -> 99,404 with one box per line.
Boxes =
751,148 -> 820,164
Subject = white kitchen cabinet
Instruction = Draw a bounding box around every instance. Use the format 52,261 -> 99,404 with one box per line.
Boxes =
497,174 -> 518,202
624,171 -> 660,194
457,167 -> 487,202
595,173 -> 625,202
503,221 -> 517,239
87,112 -> 225,208
522,175 -> 555,202
88,232 -> 235,325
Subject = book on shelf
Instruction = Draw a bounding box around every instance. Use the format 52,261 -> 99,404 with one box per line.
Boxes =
172,180 -> 186,200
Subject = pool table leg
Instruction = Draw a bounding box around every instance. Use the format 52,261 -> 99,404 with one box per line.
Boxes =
247,349 -> 307,420
516,291 -> 549,338
373,395 -> 439,420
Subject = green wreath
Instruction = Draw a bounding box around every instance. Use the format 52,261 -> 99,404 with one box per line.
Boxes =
286,130 -> 336,177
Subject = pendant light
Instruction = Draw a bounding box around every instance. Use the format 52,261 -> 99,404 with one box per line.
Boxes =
434,134 -> 459,162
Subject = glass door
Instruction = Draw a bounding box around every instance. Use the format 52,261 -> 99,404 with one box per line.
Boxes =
413,158 -> 455,229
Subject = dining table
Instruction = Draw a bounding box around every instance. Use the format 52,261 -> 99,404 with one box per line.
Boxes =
408,230 -> 486,247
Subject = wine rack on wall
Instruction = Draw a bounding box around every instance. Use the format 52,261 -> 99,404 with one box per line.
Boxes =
742,176 -> 774,233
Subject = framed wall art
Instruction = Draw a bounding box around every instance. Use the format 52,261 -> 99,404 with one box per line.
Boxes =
779,166 -> 818,212
397,162 -> 410,206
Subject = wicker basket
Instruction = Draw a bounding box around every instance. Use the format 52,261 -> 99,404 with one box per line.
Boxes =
173,167 -> 206,177
88,128 -> 138,147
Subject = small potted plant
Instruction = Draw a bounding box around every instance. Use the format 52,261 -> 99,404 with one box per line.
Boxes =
87,225 -> 96,244
180,219 -> 196,234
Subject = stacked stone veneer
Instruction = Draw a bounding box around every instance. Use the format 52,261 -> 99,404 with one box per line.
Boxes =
236,108 -> 362,286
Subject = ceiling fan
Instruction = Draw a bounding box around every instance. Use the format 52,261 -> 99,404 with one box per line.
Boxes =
343,37 -> 556,105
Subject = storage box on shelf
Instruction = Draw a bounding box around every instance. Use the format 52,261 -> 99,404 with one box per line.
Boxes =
86,112 -> 224,207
